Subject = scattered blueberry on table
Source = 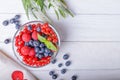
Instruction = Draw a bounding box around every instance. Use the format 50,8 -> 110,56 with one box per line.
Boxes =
63,54 -> 69,60
4,38 -> 11,44
71,75 -> 78,80
2,20 -> 9,26
52,74 -> 58,79
65,60 -> 71,66
58,63 -> 63,67
49,70 -> 55,76
2,14 -> 21,29
51,59 -> 57,64
61,68 -> 67,74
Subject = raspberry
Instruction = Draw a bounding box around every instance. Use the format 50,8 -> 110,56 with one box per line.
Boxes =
21,46 -> 31,55
29,48 -> 36,57
22,33 -> 31,42
32,31 -> 38,40
11,71 -> 24,80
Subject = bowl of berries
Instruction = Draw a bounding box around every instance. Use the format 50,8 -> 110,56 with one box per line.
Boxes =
13,21 -> 60,68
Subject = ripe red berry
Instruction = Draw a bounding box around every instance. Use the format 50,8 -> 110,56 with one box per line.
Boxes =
29,48 -> 36,57
32,31 -> 38,40
22,33 -> 31,42
21,46 -> 31,55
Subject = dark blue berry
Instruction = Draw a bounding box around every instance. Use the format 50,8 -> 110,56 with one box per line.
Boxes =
14,20 -> 20,25
38,54 -> 44,59
58,63 -> 63,67
61,69 -> 67,74
15,24 -> 21,29
35,47 -> 40,53
29,40 -> 34,46
49,71 -> 55,76
72,75 -> 77,80
52,74 -> 58,79
4,39 -> 11,44
63,54 -> 69,60
36,27 -> 41,32
42,34 -> 47,38
49,52 -> 54,56
25,42 -> 29,46
10,18 -> 15,24
15,15 -> 20,19
3,20 -> 9,26
33,40 -> 40,47
27,25 -> 32,30
51,59 -> 57,64
45,48 -> 50,53
39,48 -> 45,53
35,53 -> 39,57
65,61 -> 71,66
39,43 -> 45,48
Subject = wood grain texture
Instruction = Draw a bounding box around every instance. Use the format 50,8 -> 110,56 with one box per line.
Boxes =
0,0 -> 120,14
0,14 -> 120,42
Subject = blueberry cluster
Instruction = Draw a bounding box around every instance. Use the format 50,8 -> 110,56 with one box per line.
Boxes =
2,15 -> 21,29
25,39 -> 53,59
49,54 -> 78,80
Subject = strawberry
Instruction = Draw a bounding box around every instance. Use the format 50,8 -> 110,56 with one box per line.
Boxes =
32,31 -> 38,40
22,33 -> 31,42
21,46 -> 31,55
29,48 -> 36,57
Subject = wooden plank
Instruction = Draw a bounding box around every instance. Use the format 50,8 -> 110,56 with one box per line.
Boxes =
0,14 -> 120,42
0,42 -> 120,70
31,69 -> 120,80
0,0 -> 120,14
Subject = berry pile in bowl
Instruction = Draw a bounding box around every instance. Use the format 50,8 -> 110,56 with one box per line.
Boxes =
13,21 -> 60,68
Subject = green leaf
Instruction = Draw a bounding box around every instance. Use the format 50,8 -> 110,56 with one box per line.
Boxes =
65,8 -> 74,17
37,34 -> 46,42
37,34 -> 57,51
36,0 -> 45,11
45,41 -> 57,52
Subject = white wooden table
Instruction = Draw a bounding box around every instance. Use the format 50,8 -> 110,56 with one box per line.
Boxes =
0,0 -> 120,80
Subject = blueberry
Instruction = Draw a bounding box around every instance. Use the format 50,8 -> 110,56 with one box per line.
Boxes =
4,39 -> 11,44
35,53 -> 39,58
51,59 -> 57,64
25,42 -> 29,46
27,25 -> 32,30
49,71 -> 55,76
65,61 -> 71,66
42,34 -> 47,38
33,40 -> 40,47
72,75 -> 77,80
38,54 -> 44,59
29,40 -> 34,46
35,47 -> 40,53
61,69 -> 67,74
58,63 -> 63,67
45,48 -> 50,53
63,54 -> 69,60
14,20 -> 20,25
36,27 -> 41,32
10,18 -> 15,24
39,48 -> 45,53
44,52 -> 49,57
15,15 -> 20,19
52,74 -> 58,79
3,20 -> 9,26
15,24 -> 21,29
49,52 -> 54,56
39,43 -> 45,48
